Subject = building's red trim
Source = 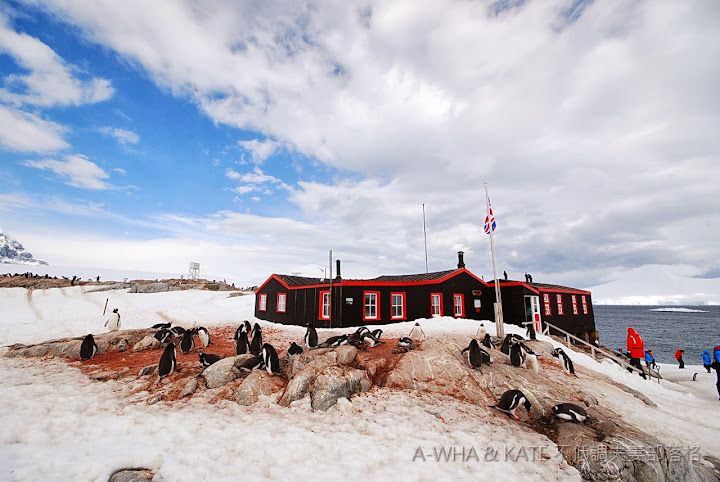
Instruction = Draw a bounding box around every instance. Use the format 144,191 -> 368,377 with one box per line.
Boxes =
556,294 -> 564,315
390,292 -> 407,320
581,295 -> 588,314
258,293 -> 267,312
537,287 -> 592,295
363,291 -> 380,321
277,292 -> 287,313
453,293 -> 465,317
430,292 -> 443,317
318,290 -> 330,320
543,293 -> 552,316
571,295 -> 578,315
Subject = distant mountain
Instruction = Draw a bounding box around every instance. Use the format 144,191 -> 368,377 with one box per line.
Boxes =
0,228 -> 48,265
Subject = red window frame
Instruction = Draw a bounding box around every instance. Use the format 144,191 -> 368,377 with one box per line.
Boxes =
543,293 -> 552,316
277,293 -> 287,313
390,292 -> 406,320
556,294 -> 564,315
581,296 -> 588,314
363,291 -> 380,321
571,295 -> 578,315
319,290 -> 330,320
258,293 -> 267,312
453,293 -> 465,317
430,293 -> 443,317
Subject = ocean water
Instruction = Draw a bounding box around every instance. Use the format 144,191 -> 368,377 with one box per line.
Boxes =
594,305 -> 720,364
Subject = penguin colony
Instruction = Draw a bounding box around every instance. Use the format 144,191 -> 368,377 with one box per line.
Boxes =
86,316 -> 590,426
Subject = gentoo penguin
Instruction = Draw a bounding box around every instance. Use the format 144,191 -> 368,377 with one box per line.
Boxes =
491,389 -> 532,420
523,345 -> 540,373
551,403 -> 588,423
236,330 -> 249,355
370,329 -> 383,341
198,352 -> 221,368
237,355 -> 264,372
398,337 -> 415,349
409,322 -> 425,342
180,329 -> 195,354
481,333 -> 493,349
152,321 -> 172,329
154,328 -> 173,343
320,334 -> 348,347
79,334 -> 98,361
692,372 -> 698,381
250,322 -> 261,339
262,343 -> 281,376
170,326 -> 186,337
234,324 -> 245,341
288,341 -> 303,356
104,308 -> 121,332
244,320 -> 252,334
304,323 -> 318,348
361,332 -> 381,347
197,326 -> 211,347
551,347 -> 577,377
500,334 -> 524,355
158,343 -> 177,380
249,325 -> 263,355
510,342 -> 526,368
461,339 -> 492,368
477,323 -> 487,340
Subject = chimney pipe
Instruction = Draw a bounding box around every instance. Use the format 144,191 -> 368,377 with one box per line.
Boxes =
335,259 -> 342,280
457,251 -> 465,269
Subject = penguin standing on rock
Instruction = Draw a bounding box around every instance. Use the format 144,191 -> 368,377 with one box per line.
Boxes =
476,323 -> 487,340
461,339 -> 492,369
491,390 -> 532,420
500,334 -> 524,355
288,342 -> 303,356
551,403 -> 588,423
79,334 -> 98,361
236,330 -> 249,355
481,333 -> 493,349
409,322 -> 425,342
304,323 -> 318,348
551,347 -> 578,377
180,329 -> 195,354
509,342 -> 526,368
262,343 -> 281,376
158,343 -> 177,380
249,325 -> 263,355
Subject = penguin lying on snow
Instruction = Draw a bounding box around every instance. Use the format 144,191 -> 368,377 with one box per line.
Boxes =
461,339 -> 492,369
551,347 -> 578,377
551,403 -> 588,423
158,343 -> 177,380
288,342 -> 303,356
304,323 -> 319,348
198,352 -> 221,368
491,389 -> 531,420
262,343 -> 281,376
80,334 -> 98,361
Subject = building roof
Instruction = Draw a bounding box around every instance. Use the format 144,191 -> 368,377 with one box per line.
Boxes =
270,269 -> 466,289
367,269 -> 457,283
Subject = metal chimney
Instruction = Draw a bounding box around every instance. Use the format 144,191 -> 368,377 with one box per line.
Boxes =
457,251 -> 465,269
335,259 -> 342,280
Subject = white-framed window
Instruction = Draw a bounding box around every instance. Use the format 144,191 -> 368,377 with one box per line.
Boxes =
364,291 -> 379,320
258,293 -> 267,311
277,293 -> 287,313
556,294 -> 564,315
319,290 -> 330,320
571,295 -> 578,315
391,292 -> 406,320
453,293 -> 464,317
581,295 -> 588,314
431,293 -> 443,317
543,293 -> 551,316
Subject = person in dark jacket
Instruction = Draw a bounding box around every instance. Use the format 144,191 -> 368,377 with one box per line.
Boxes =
626,327 -> 647,379
675,349 -> 685,369
702,350 -> 712,373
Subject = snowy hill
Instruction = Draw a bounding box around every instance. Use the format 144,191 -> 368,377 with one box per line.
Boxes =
0,228 -> 47,265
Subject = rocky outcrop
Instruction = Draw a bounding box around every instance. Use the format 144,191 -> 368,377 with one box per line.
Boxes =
235,370 -> 286,405
4,328 -> 158,359
108,468 -> 154,482
202,356 -> 245,389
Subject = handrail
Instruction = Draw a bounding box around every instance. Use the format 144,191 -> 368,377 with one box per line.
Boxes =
541,321 -> 661,381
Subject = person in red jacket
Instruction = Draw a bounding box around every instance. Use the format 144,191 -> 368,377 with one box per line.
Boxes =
626,327 -> 647,379
675,349 -> 685,369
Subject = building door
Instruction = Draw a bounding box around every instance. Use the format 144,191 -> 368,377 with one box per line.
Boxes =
525,295 -> 542,333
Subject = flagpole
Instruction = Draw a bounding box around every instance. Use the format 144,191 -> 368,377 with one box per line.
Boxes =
485,183 -> 505,339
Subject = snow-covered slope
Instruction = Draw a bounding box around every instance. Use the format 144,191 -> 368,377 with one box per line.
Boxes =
0,228 -> 47,265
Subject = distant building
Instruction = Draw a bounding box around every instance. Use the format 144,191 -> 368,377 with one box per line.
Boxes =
253,252 -> 596,341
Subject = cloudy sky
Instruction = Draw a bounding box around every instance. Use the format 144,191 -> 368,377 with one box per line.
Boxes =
1,0 -> 719,303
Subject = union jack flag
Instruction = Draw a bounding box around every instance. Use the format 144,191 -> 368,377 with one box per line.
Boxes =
484,199 -> 496,234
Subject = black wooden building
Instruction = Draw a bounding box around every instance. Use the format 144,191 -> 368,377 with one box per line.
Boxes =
254,252 -> 596,340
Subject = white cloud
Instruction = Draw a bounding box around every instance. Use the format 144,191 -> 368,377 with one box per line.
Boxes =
238,139 -> 279,163
22,154 -> 113,190
0,105 -> 69,153
98,127 -> 140,146
225,167 -> 289,197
